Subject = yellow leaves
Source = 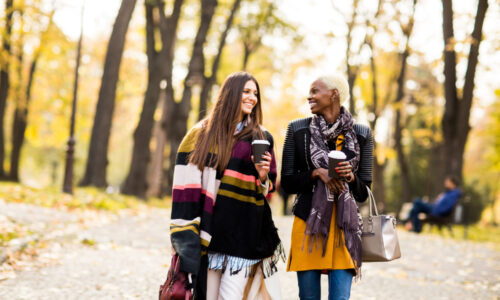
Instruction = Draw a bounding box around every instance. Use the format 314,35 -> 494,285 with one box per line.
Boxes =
392,101 -> 404,110
24,124 -> 38,141
412,127 -> 433,140
0,182 -> 147,212
81,238 -> 96,246
375,144 -> 396,163
495,88 -> 500,98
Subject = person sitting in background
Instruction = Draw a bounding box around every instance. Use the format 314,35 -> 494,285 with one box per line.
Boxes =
405,176 -> 462,233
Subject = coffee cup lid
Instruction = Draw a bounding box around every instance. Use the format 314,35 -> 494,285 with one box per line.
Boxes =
328,150 -> 346,159
252,140 -> 270,145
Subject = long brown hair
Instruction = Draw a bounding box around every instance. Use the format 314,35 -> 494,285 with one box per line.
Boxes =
189,71 -> 264,172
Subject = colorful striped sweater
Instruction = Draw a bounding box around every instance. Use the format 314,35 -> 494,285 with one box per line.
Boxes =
170,123 -> 282,281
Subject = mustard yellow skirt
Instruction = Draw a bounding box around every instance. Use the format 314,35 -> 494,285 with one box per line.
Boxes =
287,205 -> 355,271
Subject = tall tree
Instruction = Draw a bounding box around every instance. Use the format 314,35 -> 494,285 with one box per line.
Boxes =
441,0 -> 488,182
362,0 -> 388,210
164,0 -> 218,194
10,3 -> 25,181
392,0 -> 416,205
80,0 -> 137,187
146,92 -> 167,198
10,10 -> 55,181
198,0 -> 242,121
0,0 -> 14,179
121,0 -> 183,198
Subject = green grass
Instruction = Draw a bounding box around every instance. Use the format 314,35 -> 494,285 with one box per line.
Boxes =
0,182 -> 171,212
423,223 -> 500,246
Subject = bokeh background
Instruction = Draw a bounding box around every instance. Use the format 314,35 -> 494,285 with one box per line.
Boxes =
0,0 -> 499,225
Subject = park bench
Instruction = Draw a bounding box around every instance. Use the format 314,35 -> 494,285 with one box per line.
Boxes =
420,195 -> 470,237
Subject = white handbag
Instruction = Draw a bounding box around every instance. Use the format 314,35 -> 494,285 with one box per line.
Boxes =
361,187 -> 402,262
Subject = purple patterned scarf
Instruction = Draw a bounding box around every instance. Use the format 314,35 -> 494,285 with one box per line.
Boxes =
305,106 -> 363,270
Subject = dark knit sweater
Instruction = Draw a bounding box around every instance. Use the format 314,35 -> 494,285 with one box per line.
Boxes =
208,132 -> 281,260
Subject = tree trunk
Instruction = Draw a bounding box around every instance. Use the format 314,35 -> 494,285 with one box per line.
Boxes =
392,0 -> 416,206
9,11 -> 25,181
161,84 -> 175,195
9,57 -> 37,181
146,90 -> 168,198
242,43 -> 251,70
394,105 -> 411,205
0,0 -> 14,179
80,0 -> 137,187
164,0 -> 218,195
198,0 -> 241,121
367,32 -> 386,211
359,0 -> 384,210
121,0 -> 183,198
347,74 -> 356,115
9,10 -> 54,182
441,0 -> 488,183
427,143 -> 445,198
441,0 -> 459,181
393,50 -> 412,205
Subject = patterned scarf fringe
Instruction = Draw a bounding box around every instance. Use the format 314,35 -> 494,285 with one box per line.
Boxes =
332,222 -> 363,282
353,265 -> 362,282
207,252 -> 260,276
261,242 -> 286,278
207,243 -> 286,278
302,231 -> 329,257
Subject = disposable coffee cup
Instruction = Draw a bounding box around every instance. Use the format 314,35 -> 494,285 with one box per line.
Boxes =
252,140 -> 270,164
328,150 -> 346,179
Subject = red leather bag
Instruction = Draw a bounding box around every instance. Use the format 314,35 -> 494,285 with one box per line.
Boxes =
159,254 -> 193,300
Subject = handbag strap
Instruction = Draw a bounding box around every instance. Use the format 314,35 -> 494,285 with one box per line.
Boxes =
366,186 -> 378,217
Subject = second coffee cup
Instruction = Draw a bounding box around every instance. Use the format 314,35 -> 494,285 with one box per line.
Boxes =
328,150 -> 346,179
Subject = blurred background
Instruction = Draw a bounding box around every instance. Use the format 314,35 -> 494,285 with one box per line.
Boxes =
0,0 -> 499,225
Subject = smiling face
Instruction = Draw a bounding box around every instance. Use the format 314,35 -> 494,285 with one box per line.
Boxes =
308,79 -> 336,116
240,80 -> 258,119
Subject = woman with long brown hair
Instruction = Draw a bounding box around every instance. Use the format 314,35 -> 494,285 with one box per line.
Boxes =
170,71 -> 284,299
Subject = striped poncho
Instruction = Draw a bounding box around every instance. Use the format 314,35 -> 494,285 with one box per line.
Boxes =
170,123 -> 283,297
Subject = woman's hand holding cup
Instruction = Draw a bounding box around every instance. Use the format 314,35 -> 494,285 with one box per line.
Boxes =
252,139 -> 271,183
251,151 -> 272,183
335,161 -> 355,183
310,151 -> 354,194
311,168 -> 345,194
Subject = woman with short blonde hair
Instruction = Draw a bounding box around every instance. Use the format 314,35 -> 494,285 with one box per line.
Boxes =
281,74 -> 373,299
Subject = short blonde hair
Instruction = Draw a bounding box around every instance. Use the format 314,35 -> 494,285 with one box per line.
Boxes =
317,74 -> 350,103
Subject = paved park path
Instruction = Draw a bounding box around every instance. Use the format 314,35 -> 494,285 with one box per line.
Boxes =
1,199 -> 499,299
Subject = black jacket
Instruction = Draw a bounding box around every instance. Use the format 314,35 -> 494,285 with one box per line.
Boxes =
281,117 -> 373,221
